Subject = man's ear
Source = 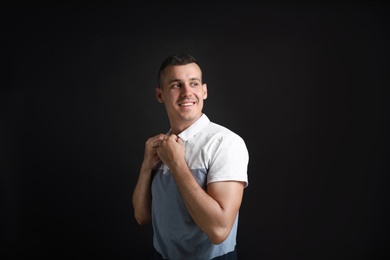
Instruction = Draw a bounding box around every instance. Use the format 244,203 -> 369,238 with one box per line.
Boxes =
203,83 -> 208,100
156,87 -> 164,103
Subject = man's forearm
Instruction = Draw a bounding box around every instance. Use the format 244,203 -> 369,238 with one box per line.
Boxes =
169,161 -> 233,244
132,165 -> 153,225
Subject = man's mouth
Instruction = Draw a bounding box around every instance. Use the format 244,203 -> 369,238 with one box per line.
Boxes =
178,102 -> 196,107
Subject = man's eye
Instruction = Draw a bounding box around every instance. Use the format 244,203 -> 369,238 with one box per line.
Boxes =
191,83 -> 199,87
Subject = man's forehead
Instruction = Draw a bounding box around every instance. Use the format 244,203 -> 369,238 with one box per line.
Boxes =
162,64 -> 202,81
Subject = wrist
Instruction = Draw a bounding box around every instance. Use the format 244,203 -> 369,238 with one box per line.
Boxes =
169,158 -> 187,174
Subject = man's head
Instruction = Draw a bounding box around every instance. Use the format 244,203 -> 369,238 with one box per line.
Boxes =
156,53 -> 208,134
157,53 -> 201,88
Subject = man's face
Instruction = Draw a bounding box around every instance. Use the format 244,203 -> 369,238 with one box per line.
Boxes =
156,63 -> 208,129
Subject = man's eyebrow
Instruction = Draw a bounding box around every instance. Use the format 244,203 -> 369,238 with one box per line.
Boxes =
168,79 -> 180,84
167,77 -> 201,84
166,79 -> 181,85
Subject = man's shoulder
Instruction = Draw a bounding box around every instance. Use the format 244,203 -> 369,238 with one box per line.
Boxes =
205,121 -> 244,142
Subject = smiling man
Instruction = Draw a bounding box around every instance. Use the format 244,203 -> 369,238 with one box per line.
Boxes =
132,53 -> 249,260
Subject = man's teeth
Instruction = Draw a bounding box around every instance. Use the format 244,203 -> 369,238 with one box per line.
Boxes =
180,103 -> 193,106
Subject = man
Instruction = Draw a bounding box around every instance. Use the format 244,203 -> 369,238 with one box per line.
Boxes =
132,53 -> 249,260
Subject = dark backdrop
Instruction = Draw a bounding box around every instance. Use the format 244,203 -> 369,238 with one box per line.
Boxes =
1,2 -> 389,259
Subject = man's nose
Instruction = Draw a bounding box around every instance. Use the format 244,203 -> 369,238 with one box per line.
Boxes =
181,84 -> 192,97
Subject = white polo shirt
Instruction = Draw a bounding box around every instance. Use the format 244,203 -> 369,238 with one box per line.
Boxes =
151,114 -> 249,260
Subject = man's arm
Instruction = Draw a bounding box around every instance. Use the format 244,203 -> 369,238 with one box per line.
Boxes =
172,168 -> 244,245
157,135 -> 245,244
132,134 -> 167,225
132,164 -> 153,225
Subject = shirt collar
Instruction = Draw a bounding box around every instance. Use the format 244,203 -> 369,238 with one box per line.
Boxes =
168,114 -> 210,142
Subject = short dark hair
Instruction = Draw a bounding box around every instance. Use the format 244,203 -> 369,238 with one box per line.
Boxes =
157,53 -> 200,87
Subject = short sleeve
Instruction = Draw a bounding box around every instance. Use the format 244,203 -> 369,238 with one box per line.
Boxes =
206,132 -> 249,187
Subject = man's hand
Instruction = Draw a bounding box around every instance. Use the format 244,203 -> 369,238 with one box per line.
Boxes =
157,134 -> 185,169
142,134 -> 169,170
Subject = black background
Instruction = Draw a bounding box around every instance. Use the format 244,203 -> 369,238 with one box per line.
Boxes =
1,1 -> 389,259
